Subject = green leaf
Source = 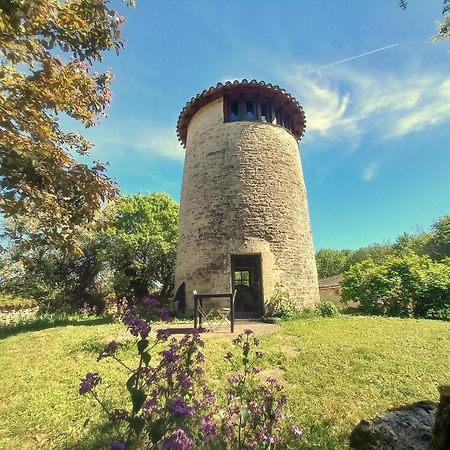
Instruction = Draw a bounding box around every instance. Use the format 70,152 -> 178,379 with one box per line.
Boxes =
137,339 -> 148,354
131,388 -> 146,414
126,373 -> 137,395
129,416 -> 145,437
150,418 -> 166,444
142,351 -> 151,366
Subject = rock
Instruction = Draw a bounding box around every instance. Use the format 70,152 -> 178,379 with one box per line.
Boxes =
261,316 -> 281,324
430,385 -> 450,450
350,401 -> 438,450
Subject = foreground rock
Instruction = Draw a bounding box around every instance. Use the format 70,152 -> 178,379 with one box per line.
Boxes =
430,385 -> 450,450
350,401 -> 437,450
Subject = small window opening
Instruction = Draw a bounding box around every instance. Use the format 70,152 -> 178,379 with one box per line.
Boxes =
225,95 -> 294,135
245,100 -> 255,119
229,100 -> 240,121
235,270 -> 250,287
260,102 -> 270,122
275,108 -> 283,126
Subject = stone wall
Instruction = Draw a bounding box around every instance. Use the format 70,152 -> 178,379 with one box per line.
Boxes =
175,97 -> 319,313
319,286 -> 342,304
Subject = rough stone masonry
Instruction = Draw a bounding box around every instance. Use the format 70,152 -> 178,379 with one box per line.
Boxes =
175,80 -> 319,314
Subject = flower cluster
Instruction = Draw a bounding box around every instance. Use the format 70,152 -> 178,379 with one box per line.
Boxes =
163,428 -> 193,450
98,340 -> 118,361
79,372 -> 101,395
79,303 -> 98,317
210,329 -> 302,449
123,310 -> 150,338
80,311 -> 302,449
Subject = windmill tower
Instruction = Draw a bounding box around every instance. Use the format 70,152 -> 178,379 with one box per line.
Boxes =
175,80 -> 319,316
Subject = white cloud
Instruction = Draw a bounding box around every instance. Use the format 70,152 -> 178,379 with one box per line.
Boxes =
362,162 -> 378,182
278,64 -> 450,143
91,124 -> 185,161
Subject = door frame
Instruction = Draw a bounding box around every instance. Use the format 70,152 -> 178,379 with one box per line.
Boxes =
231,253 -> 263,317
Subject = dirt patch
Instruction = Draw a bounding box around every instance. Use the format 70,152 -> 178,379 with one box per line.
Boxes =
281,345 -> 300,357
152,320 -> 280,337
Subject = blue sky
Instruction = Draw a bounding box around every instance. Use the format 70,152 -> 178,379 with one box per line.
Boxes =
79,0 -> 449,250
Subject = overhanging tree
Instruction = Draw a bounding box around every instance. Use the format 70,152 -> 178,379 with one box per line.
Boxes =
400,0 -> 450,44
0,0 -> 134,248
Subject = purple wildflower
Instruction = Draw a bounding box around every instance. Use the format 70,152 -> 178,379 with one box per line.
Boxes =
203,389 -> 215,405
257,431 -> 276,444
161,348 -> 180,363
145,367 -> 159,384
142,395 -> 158,416
225,420 -> 236,438
156,329 -> 170,341
244,329 -> 253,335
194,366 -> 204,375
163,428 -> 193,450
123,311 -> 150,338
97,340 -> 118,361
177,374 -> 193,390
157,307 -> 172,322
107,441 -> 128,450
291,424 -> 303,438
255,351 -> 264,359
232,335 -> 242,345
200,415 -> 217,444
108,409 -> 129,422
168,397 -> 195,416
79,372 -> 101,395
224,351 -> 233,360
228,373 -> 244,384
142,296 -> 160,307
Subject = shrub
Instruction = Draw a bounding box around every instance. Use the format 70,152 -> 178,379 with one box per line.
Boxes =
0,293 -> 37,311
80,300 -> 302,449
267,283 -> 301,320
342,255 -> 450,319
316,301 -> 339,317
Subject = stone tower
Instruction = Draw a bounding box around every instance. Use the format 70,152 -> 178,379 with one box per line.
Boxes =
175,80 -> 319,316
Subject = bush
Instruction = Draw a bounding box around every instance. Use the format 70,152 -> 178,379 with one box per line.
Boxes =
0,293 -> 37,311
342,255 -> 450,319
316,301 -> 339,317
267,283 -> 301,320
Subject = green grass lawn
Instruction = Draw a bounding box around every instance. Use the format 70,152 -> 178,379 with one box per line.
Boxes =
0,316 -> 449,449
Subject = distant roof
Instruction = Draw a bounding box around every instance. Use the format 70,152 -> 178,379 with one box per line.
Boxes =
318,274 -> 343,288
176,79 -> 306,147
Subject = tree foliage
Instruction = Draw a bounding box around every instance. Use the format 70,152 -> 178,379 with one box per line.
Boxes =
426,215 -> 450,261
315,248 -> 353,278
0,0 -> 134,248
400,0 -> 450,44
316,216 -> 450,279
0,209 -> 113,310
105,193 -> 179,301
342,254 -> 450,319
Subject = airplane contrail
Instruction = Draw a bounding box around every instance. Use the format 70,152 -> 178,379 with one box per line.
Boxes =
307,43 -> 399,73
